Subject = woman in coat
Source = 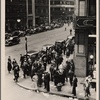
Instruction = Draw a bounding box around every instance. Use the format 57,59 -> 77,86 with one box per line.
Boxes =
7,59 -> 12,73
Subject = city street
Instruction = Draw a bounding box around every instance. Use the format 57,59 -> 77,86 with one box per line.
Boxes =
5,24 -> 75,100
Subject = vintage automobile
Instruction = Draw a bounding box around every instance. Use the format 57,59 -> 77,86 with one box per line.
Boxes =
41,44 -> 54,52
5,36 -> 20,46
23,50 -> 39,62
11,30 -> 26,37
66,35 -> 75,46
55,39 -> 65,45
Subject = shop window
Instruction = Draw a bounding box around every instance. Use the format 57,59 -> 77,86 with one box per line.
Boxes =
77,33 -> 85,54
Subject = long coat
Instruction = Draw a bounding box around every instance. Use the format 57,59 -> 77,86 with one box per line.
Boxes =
7,61 -> 12,72
72,77 -> 78,96
44,72 -> 50,92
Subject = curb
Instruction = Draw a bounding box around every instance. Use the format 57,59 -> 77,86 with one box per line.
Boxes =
16,82 -> 82,99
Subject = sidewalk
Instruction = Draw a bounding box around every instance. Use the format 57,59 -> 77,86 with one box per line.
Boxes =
17,76 -> 96,100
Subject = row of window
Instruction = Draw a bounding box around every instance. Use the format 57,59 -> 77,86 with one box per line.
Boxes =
6,6 -> 26,13
35,9 -> 48,14
51,1 -> 74,5
51,8 -> 74,11
35,0 -> 49,4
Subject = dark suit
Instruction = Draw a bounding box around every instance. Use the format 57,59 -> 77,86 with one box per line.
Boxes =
44,72 -> 50,92
72,77 -> 78,96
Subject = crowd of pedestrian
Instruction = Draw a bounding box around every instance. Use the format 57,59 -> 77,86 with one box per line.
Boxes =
7,33 -> 92,97
7,35 -> 75,89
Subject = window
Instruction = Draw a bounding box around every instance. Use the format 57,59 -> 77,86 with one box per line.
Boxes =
77,33 -> 85,54
41,9 -> 43,13
28,0 -> 32,14
79,0 -> 86,16
88,0 -> 96,16
54,1 -> 60,4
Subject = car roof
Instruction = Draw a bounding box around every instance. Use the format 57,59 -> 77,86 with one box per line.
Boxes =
67,35 -> 75,39
27,50 -> 39,56
55,39 -> 64,43
43,44 -> 53,47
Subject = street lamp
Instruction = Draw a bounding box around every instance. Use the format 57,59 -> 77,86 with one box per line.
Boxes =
89,54 -> 94,77
17,19 -> 21,30
90,55 -> 94,60
25,36 -> 28,55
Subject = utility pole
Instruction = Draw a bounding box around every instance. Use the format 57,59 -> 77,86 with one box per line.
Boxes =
25,36 -> 28,55
49,0 -> 51,24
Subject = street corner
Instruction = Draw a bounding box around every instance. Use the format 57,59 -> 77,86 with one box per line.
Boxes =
16,76 -> 36,91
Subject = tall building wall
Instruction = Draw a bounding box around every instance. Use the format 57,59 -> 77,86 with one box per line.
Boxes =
74,0 -> 96,77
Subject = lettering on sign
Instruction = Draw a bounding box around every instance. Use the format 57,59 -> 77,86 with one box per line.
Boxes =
76,17 -> 96,28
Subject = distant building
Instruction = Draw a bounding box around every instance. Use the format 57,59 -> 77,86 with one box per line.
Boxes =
5,0 -> 75,30
50,0 -> 75,22
26,0 -> 49,28
74,0 -> 96,77
5,0 -> 26,32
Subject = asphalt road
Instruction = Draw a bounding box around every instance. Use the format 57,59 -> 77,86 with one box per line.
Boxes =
5,23 -> 73,68
4,23 -> 75,100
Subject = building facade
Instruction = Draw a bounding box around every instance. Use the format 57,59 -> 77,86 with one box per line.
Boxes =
74,0 -> 96,77
50,0 -> 75,22
5,0 -> 26,32
26,0 -> 49,28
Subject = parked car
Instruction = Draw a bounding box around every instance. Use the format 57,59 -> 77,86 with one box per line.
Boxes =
23,50 -> 39,62
45,25 -> 52,30
50,23 -> 55,29
25,29 -> 35,35
54,23 -> 60,28
36,26 -> 44,33
41,44 -> 54,52
5,33 -> 12,40
65,35 -> 75,47
11,31 -> 25,37
55,39 -> 65,44
5,36 -> 20,46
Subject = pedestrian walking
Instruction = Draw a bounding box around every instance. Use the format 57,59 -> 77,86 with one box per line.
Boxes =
37,70 -> 43,87
22,60 -> 29,78
32,74 -> 39,93
83,79 -> 91,97
70,59 -> 75,73
8,56 -> 11,62
65,27 -> 66,31
44,72 -> 50,92
49,65 -> 54,81
7,58 -> 12,73
70,29 -> 72,35
68,69 -> 74,86
20,54 -> 24,68
72,75 -> 78,96
12,58 -> 17,70
13,64 -> 20,82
